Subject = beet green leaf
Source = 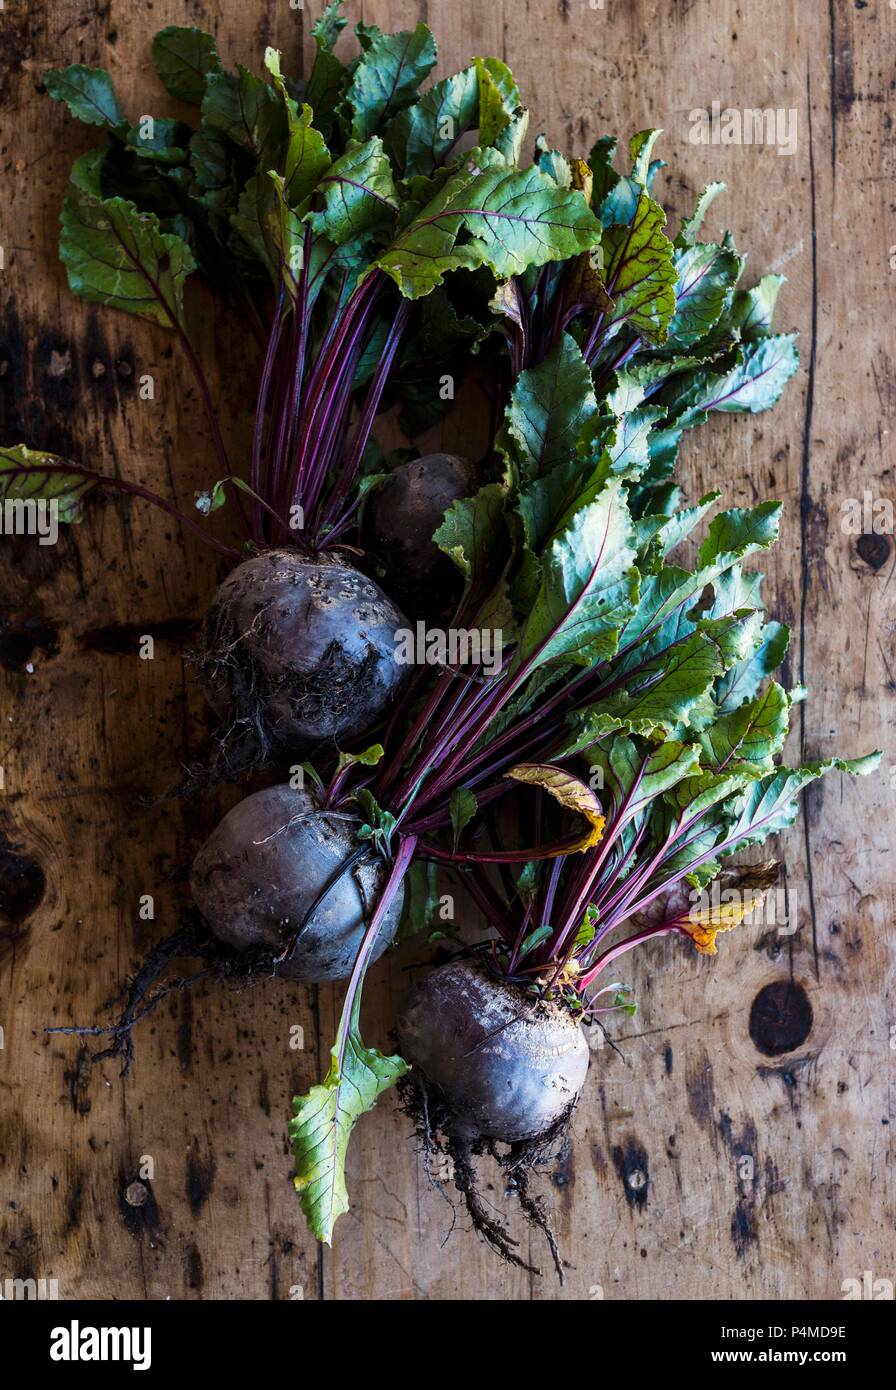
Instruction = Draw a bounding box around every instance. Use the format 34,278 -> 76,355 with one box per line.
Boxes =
377,154 -> 601,298
290,998 -> 408,1244
0,446 -> 100,522
384,65 -> 480,177
151,25 -> 221,105
346,23 -> 438,140
305,137 -> 397,245
598,190 -> 678,345
60,153 -> 197,328
498,334 -> 596,485
45,64 -> 126,131
517,479 -> 639,670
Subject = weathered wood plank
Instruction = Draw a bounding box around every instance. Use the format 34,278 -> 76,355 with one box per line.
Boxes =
1,0 -> 893,1302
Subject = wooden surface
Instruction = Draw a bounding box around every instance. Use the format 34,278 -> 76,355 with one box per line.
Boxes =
1,0 -> 894,1301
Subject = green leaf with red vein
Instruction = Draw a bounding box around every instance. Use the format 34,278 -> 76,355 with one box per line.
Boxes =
201,65 -> 286,170
517,479 -> 639,672
305,137 -> 397,246
660,334 -> 800,418
45,64 -> 126,131
666,241 -> 744,349
376,152 -> 601,299
0,446 -> 100,523
346,23 -> 438,140
497,333 -> 596,486
60,154 -> 197,328
151,26 -> 220,106
599,190 -> 677,345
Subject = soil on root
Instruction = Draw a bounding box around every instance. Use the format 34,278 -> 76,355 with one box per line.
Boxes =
193,617 -> 384,776
193,548 -> 407,774
397,1067 -> 573,1282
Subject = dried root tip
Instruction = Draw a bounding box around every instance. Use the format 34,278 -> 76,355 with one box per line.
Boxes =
46,912 -> 285,1076
499,1110 -> 576,1283
156,741 -> 268,802
505,1163 -> 564,1284
446,1135 -> 540,1277
190,583 -> 278,772
399,1070 -> 573,1281
505,1105 -> 577,1171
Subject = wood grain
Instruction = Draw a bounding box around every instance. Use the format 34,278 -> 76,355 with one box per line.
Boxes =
1,0 -> 893,1301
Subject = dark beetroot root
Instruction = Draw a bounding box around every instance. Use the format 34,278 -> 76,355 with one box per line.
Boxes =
364,454 -> 475,618
397,957 -> 590,1279
191,784 -> 403,983
398,957 -> 589,1142
46,773 -> 403,1073
196,548 -> 410,765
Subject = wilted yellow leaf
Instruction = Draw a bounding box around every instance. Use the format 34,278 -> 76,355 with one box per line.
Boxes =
570,157 -> 594,206
507,763 -> 605,855
537,958 -> 582,990
682,894 -> 766,955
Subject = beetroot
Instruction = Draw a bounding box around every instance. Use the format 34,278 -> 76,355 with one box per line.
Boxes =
191,784 -> 403,983
398,958 -> 590,1142
364,454 -> 475,617
196,548 -> 410,760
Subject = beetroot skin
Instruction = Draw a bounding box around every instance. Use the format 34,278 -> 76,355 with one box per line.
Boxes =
364,454 -> 475,617
197,548 -> 411,759
191,784 -> 403,983
398,958 -> 590,1142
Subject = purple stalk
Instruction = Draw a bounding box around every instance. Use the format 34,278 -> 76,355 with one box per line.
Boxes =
250,283 -> 288,542
377,497 -> 626,849
405,778 -> 509,839
600,791 -> 784,938
591,829 -> 675,930
591,335 -> 640,394
464,866 -> 518,943
544,759 -> 651,970
66,465 -> 242,558
418,833 -> 594,865
428,491 -> 619,791
297,283 -> 383,534
507,896 -> 536,974
376,667 -> 460,793
289,269 -> 349,506
335,835 -> 417,1073
579,921 -> 684,990
320,298 -> 413,543
381,663 -> 505,811
539,857 -> 564,935
588,814 -> 649,904
290,273 -> 382,523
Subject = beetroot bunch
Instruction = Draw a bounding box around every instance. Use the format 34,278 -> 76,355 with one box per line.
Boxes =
14,3 -> 878,1273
